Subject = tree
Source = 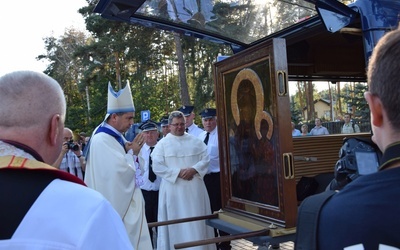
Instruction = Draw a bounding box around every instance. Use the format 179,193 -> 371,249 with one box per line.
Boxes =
336,82 -> 342,118
291,81 -> 319,122
43,0 -> 347,133
37,1 -> 233,132
290,99 -> 303,124
174,33 -> 190,106
38,28 -> 90,131
341,83 -> 369,120
273,0 -> 315,32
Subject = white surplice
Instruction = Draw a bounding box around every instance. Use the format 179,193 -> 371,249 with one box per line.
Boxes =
84,132 -> 152,250
0,141 -> 133,250
0,179 -> 133,250
151,133 -> 216,250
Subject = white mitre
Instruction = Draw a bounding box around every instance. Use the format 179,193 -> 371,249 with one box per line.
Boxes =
104,82 -> 135,120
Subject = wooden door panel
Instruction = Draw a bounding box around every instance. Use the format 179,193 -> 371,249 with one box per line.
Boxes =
214,38 -> 297,227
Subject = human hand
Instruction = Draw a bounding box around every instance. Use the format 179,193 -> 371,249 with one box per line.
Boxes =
126,133 -> 145,155
61,142 -> 69,155
179,168 -> 197,180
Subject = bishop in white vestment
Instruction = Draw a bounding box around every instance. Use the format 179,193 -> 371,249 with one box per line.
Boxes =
84,83 -> 152,250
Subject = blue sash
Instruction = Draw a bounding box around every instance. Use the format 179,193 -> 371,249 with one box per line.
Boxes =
84,126 -> 125,160
95,126 -> 126,150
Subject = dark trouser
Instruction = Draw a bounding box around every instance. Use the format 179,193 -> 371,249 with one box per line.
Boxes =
141,189 -> 159,248
204,172 -> 231,250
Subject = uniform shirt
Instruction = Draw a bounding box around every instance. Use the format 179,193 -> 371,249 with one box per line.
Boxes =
342,122 -> 360,133
198,127 -> 220,174
186,123 -> 204,137
136,144 -> 161,191
60,150 -> 84,180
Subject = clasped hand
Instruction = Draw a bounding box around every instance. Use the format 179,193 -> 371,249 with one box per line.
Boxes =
179,168 -> 197,181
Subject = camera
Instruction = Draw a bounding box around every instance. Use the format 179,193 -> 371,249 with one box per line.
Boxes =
328,137 -> 381,190
67,140 -> 80,151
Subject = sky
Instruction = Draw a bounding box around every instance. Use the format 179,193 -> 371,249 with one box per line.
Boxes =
0,0 -> 88,77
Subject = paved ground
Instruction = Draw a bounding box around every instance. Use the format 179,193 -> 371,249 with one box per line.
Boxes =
152,229 -> 295,249
231,239 -> 294,250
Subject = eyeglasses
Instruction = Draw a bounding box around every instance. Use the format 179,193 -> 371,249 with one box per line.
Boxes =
170,123 -> 185,127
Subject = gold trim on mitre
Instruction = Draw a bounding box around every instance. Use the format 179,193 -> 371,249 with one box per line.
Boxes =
107,82 -> 135,115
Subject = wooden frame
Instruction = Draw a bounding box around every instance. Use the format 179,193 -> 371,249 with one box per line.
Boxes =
214,38 -> 297,227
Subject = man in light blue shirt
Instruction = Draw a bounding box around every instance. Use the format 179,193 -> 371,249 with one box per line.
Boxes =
310,118 -> 329,135
291,122 -> 301,137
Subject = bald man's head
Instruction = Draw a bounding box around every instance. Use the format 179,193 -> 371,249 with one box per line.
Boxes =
0,71 -> 66,164
0,71 -> 66,129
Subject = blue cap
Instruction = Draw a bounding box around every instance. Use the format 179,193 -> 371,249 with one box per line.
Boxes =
160,115 -> 169,127
178,106 -> 194,116
200,108 -> 216,119
139,120 -> 158,131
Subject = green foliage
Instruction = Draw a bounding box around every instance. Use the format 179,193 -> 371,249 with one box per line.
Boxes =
38,0 -> 348,133
38,29 -> 90,132
318,88 -> 334,100
340,83 -> 369,120
290,99 -> 303,124
273,0 -> 315,32
38,1 -> 231,134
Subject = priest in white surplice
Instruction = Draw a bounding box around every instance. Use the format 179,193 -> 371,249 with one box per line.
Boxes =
152,111 -> 216,250
84,83 -> 152,250
0,71 -> 133,250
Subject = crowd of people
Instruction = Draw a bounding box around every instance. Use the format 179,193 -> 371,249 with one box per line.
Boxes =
80,95 -> 224,249
292,114 -> 362,137
0,70 -> 226,249
1,25 -> 399,250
